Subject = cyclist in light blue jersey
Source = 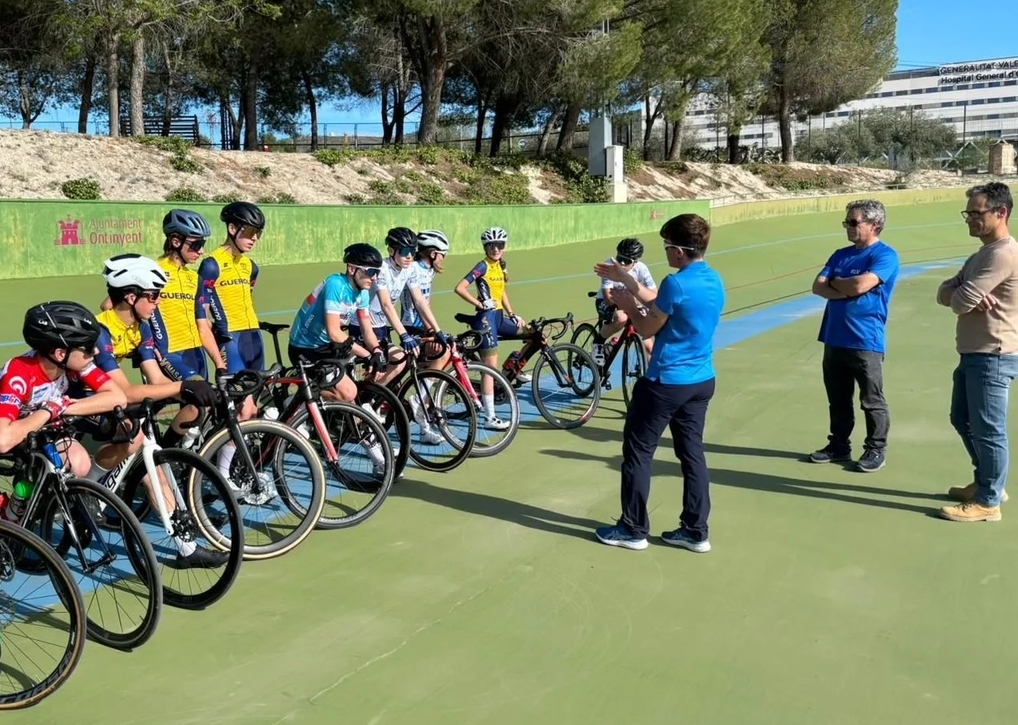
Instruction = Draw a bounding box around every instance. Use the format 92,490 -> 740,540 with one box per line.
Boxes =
288,243 -> 387,403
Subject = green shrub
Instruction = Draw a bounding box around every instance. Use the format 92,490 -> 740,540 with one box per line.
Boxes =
170,153 -> 204,174
134,135 -> 191,155
212,192 -> 241,204
165,186 -> 207,202
61,178 -> 102,200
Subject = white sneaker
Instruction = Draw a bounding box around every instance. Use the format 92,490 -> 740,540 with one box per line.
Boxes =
419,426 -> 444,445
516,372 -> 532,384
483,415 -> 511,431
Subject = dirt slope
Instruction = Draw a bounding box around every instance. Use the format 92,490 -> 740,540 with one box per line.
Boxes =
0,127 -> 972,206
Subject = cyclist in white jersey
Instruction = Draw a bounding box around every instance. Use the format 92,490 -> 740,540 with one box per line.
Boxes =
351,227 -> 443,444
595,237 -> 657,356
400,229 -> 454,371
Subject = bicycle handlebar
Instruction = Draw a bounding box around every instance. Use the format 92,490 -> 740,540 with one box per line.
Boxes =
216,362 -> 284,399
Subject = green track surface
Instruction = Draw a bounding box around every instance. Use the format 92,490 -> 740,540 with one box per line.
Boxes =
9,200 -> 1018,725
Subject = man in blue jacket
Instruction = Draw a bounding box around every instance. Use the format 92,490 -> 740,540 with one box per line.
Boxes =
809,199 -> 900,472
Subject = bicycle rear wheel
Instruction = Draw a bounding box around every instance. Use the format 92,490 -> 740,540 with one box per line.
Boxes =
397,369 -> 477,472
288,401 -> 395,530
121,449 -> 244,610
440,362 -> 520,458
0,520 -> 86,710
195,419 -> 327,560
34,478 -> 162,651
532,343 -> 601,429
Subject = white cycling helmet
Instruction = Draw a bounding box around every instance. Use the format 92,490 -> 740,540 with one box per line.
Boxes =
481,227 -> 508,246
417,229 -> 450,253
103,253 -> 169,291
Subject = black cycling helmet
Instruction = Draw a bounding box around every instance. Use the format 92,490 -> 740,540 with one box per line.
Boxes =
616,237 -> 644,261
220,201 -> 266,231
163,209 -> 212,239
385,227 -> 417,250
23,301 -> 102,352
344,243 -> 383,267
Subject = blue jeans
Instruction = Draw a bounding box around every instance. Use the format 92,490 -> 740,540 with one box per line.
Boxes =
949,353 -> 1018,506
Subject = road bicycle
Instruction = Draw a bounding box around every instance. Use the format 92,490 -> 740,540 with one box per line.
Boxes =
169,364 -> 328,561
98,400 -> 245,611
454,311 -> 601,430
0,420 -> 161,650
410,328 -> 520,458
0,519 -> 86,709
570,291 -> 649,407
257,321 -> 397,530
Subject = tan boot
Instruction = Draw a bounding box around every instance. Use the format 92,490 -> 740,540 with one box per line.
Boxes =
947,483 -> 1009,504
939,501 -> 1002,522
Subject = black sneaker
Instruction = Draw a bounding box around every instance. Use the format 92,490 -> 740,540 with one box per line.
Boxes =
809,445 -> 852,463
856,449 -> 886,472
176,547 -> 229,569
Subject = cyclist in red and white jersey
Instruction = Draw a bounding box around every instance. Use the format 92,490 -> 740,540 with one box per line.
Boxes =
0,302 -> 127,478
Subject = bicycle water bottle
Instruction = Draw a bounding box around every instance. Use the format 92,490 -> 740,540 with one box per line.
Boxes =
263,406 -> 280,421
180,426 -> 201,450
6,480 -> 34,522
592,343 -> 606,367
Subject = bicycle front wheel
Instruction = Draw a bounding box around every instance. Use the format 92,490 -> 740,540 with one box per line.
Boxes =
442,361 -> 520,458
35,478 -> 162,651
122,449 -> 244,611
532,343 -> 601,429
621,335 -> 648,407
0,520 -> 86,710
196,419 -> 327,560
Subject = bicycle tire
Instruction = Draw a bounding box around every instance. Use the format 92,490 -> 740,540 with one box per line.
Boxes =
531,342 -> 601,430
35,478 -> 163,651
195,419 -> 327,560
396,369 -> 477,472
0,520 -> 86,710
570,323 -> 600,361
122,449 -> 244,610
621,335 -> 648,408
356,380 -> 412,480
441,361 -> 520,458
287,401 -> 396,530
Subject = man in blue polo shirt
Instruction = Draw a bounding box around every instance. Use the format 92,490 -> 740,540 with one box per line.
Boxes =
591,213 -> 726,554
809,199 -> 900,472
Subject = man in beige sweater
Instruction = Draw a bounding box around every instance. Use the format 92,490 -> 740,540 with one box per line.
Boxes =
936,182 -> 1018,522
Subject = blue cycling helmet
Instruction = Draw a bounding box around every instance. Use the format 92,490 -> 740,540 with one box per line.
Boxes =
163,209 -> 212,239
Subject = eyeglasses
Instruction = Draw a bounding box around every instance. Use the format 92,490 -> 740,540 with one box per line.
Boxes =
842,219 -> 869,228
137,290 -> 160,302
615,254 -> 636,266
184,238 -> 205,251
392,246 -> 415,257
484,242 -> 506,251
240,225 -> 263,240
73,346 -> 95,359
353,265 -> 381,278
663,243 -> 696,253
961,209 -> 998,220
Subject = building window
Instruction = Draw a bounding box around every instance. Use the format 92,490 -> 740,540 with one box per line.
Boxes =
971,99 -> 985,105
989,82 -> 1002,88
972,83 -> 985,89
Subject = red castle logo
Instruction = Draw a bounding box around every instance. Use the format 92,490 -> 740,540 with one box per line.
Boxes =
55,217 -> 83,246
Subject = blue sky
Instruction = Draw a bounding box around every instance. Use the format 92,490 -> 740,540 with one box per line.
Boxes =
15,0 -> 1018,131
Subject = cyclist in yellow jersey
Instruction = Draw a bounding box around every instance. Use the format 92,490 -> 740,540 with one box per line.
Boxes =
197,201 -> 265,483
79,254 -> 225,568
198,201 -> 265,375
455,227 -> 532,408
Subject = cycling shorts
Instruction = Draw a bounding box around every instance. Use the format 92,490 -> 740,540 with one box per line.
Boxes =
349,325 -> 392,350
287,344 -> 348,384
595,298 -> 616,321
472,309 -> 522,352
159,347 -> 209,382
219,329 -> 265,374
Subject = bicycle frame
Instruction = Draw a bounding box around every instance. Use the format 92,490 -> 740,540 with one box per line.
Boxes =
12,435 -> 119,576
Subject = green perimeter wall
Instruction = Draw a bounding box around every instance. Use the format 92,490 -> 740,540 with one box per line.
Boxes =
1,198 -> 709,280
709,186 -> 970,226
1,185 -> 969,280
